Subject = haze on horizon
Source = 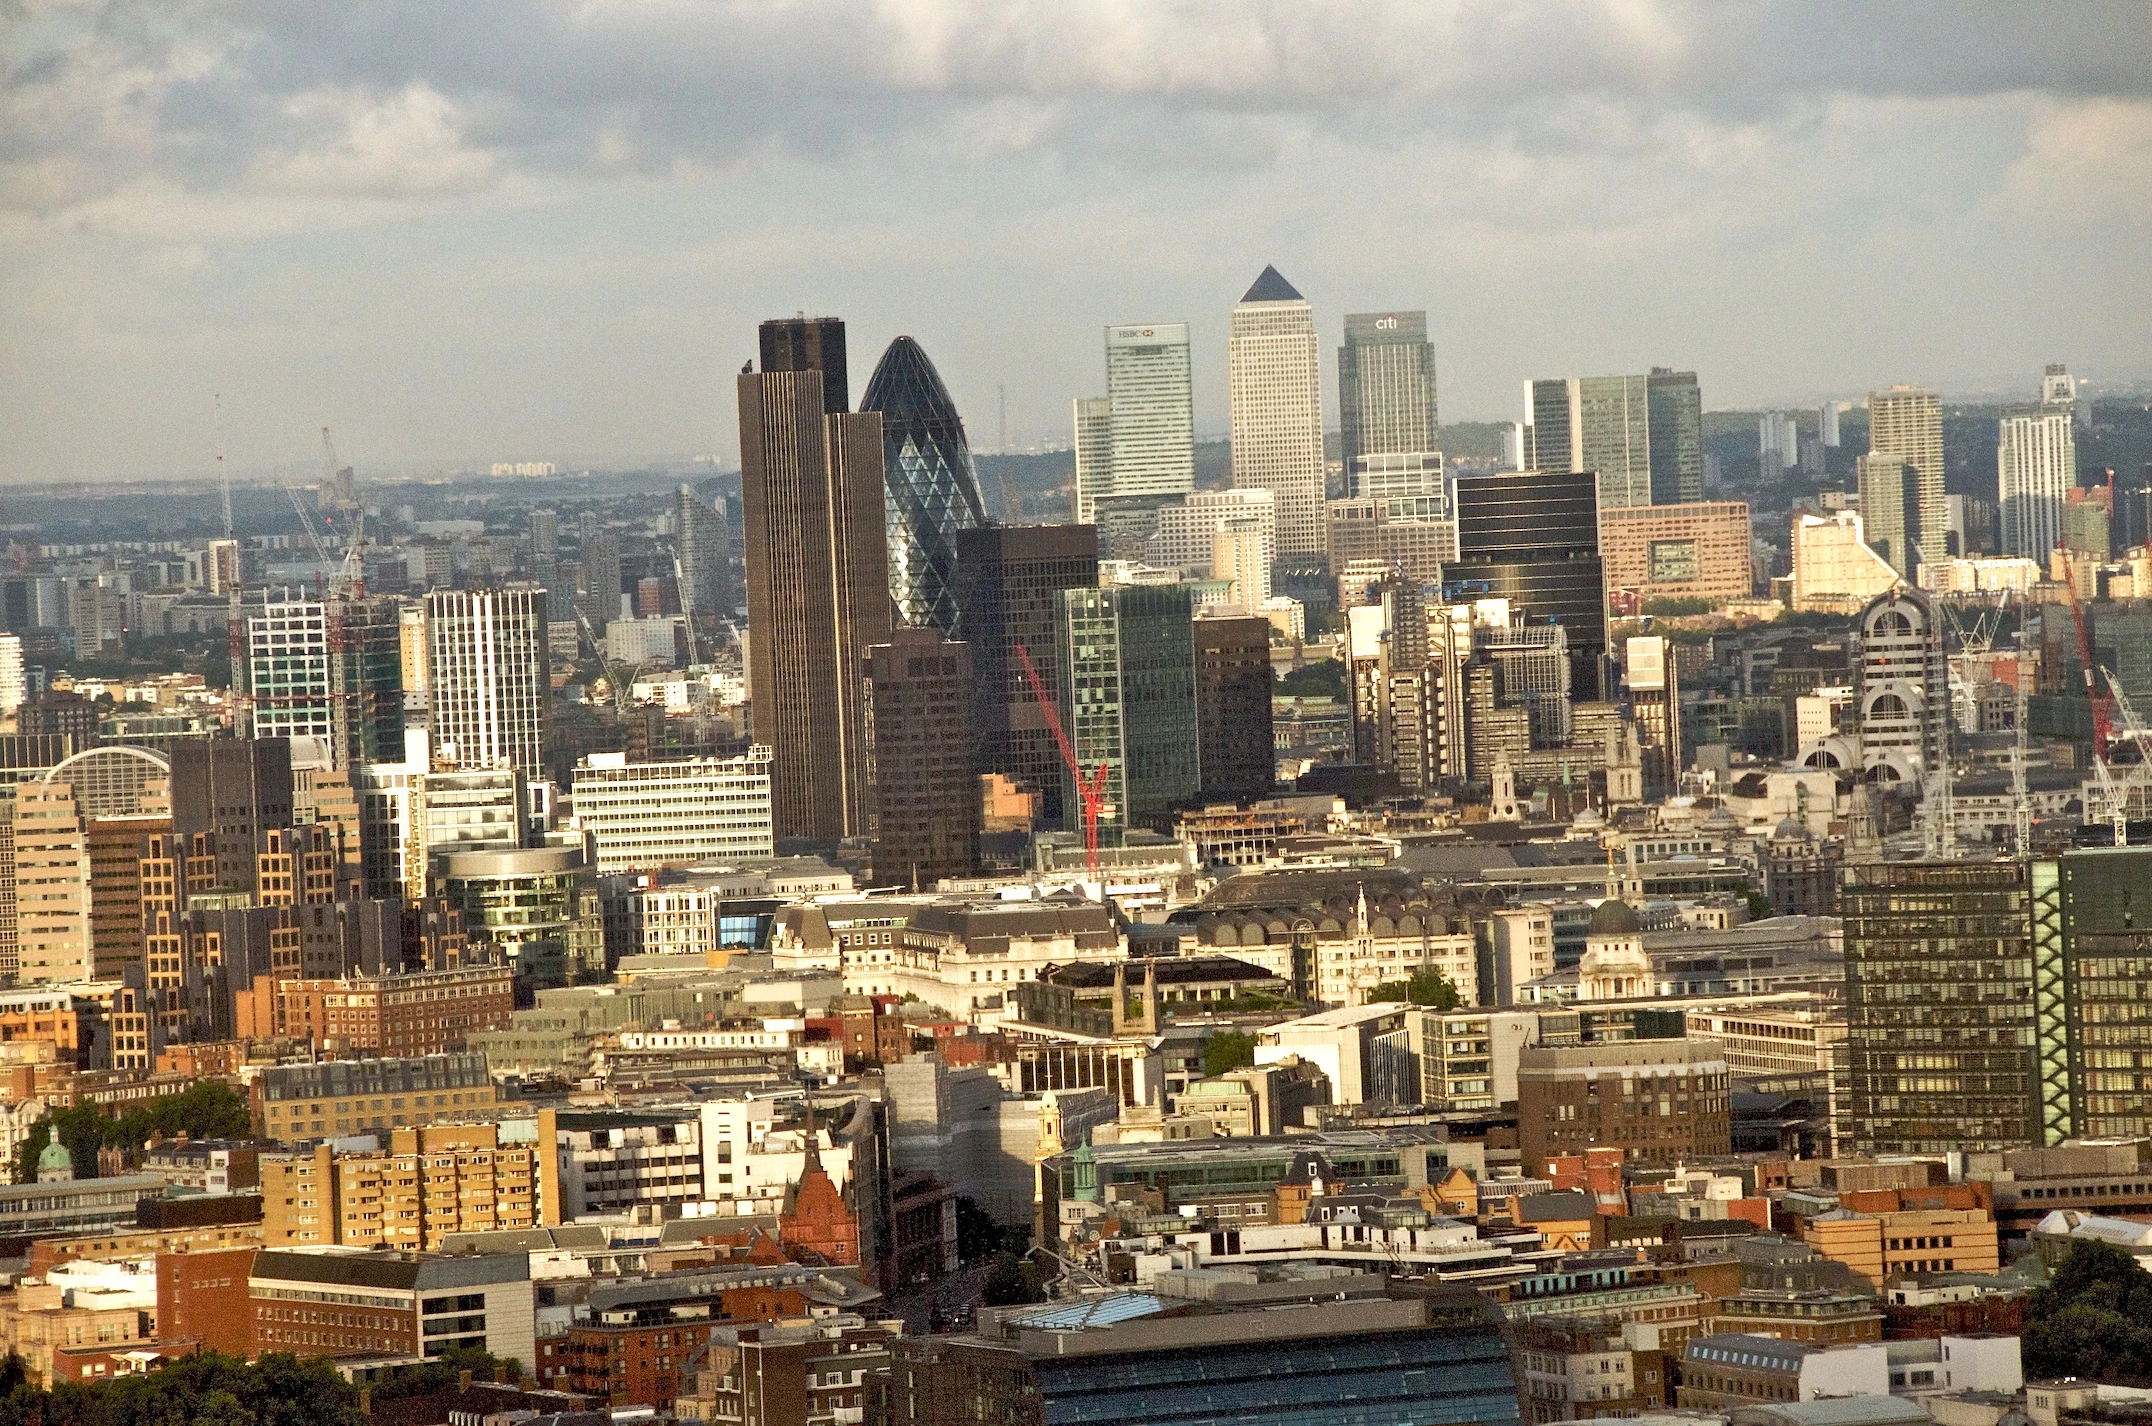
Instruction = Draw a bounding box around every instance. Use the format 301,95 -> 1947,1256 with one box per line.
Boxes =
3,1 -> 2149,485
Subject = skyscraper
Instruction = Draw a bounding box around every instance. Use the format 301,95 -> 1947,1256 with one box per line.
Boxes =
1058,584 -> 1200,835
1857,453 -> 1918,576
1998,369 -> 2079,559
1868,385 -> 1945,566
1072,397 -> 1114,522
738,316 -> 891,844
1843,860 -> 2035,1156
953,524 -> 1099,829
426,586 -> 550,781
235,590 -> 403,769
1193,615 -> 1275,802
1450,469 -> 1608,700
1340,311 -> 1437,479
860,336 -> 987,633
1072,324 -> 1194,524
1522,378 -> 1579,474
528,509 -> 559,590
1646,369 -> 1704,504
2031,845 -> 2152,1142
1576,374 -> 1652,510
577,531 -> 622,632
1229,267 -> 1326,558
675,484 -> 732,619
864,627 -> 980,887
1856,585 -> 1946,779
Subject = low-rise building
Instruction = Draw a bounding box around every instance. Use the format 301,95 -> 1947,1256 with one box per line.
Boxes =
1517,1036 -> 1732,1176
248,1246 -> 533,1364
237,964 -> 513,1059
674,1312 -> 902,1426
251,1052 -> 498,1141
1678,1334 -> 1889,1409
260,1121 -> 553,1249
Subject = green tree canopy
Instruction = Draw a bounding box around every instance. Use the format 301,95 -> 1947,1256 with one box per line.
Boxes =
2025,1241 -> 2152,1385
1367,968 -> 1462,1010
1203,1030 -> 1258,1078
0,1350 -> 366,1426
16,1081 -> 254,1185
1275,660 -> 1345,699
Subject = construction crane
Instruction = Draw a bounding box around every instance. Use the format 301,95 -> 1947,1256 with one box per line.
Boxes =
2012,640 -> 2032,855
2059,547 -> 2113,763
1011,641 -> 1110,882
576,606 -> 635,714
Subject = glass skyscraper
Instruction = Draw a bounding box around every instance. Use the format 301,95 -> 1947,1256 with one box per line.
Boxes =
1647,368 -> 1705,504
1340,310 -> 1438,494
860,336 -> 987,633
1073,323 -> 1194,522
1450,468 -> 1608,700
1057,583 -> 1199,836
1527,370 -> 1704,509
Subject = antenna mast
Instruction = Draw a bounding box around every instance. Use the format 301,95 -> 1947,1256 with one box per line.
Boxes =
216,393 -> 233,540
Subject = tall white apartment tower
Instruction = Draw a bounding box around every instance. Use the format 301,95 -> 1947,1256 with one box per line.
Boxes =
1072,324 -> 1194,522
1867,385 -> 1945,565
1998,366 -> 2079,559
426,585 -> 550,778
1229,266 -> 1327,558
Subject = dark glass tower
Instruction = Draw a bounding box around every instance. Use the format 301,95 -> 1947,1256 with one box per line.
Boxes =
1451,468 -> 1608,700
860,337 -> 987,632
1647,368 -> 1705,504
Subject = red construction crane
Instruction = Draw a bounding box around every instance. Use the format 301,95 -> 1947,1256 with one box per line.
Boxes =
1012,640 -> 1110,881
2060,546 -> 2113,761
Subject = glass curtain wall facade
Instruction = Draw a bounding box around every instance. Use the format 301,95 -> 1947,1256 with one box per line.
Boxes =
860,336 -> 986,633
1843,860 -> 2036,1155
1058,584 -> 1199,837
2033,847 -> 2152,1142
1646,369 -> 1705,505
1340,311 -> 1437,480
1450,469 -> 1608,700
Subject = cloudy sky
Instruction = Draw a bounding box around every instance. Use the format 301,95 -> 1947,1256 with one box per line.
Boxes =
4,1 -> 2149,483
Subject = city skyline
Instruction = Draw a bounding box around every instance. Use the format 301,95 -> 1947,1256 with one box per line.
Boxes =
4,5 -> 2148,482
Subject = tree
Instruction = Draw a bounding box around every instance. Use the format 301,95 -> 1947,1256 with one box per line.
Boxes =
1367,968 -> 1461,1010
979,1252 -> 1045,1307
1275,660 -> 1345,699
2024,1241 -> 2152,1385
1203,1030 -> 1258,1078
16,1081 -> 256,1184
0,1350 -> 367,1426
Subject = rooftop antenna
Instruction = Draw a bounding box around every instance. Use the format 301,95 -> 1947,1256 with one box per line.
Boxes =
998,384 -> 1008,454
215,393 -> 232,540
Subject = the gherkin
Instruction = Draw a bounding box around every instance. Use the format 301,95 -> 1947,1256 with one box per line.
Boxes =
860,336 -> 987,632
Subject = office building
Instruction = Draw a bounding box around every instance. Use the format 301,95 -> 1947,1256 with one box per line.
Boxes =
247,963 -> 512,1060
357,728 -> 526,900
1058,584 -> 1200,835
861,336 -> 987,632
1351,451 -> 1445,499
1527,372 -> 1699,511
1858,452 -> 1919,575
170,738 -> 296,901
1868,385 -> 1945,565
250,1052 -> 500,1139
864,628 -> 981,887
426,586 -> 549,780
1073,323 -> 1195,524
438,845 -> 599,984
2031,846 -> 2152,1142
0,634 -> 22,718
1451,468 -> 1608,699
234,591 -> 403,770
1193,615 -> 1275,803
952,524 -> 1100,829
890,1272 -> 1522,1426
1325,494 -> 1458,589
1211,519 -> 1269,608
248,1247 -> 533,1366
570,748 -> 774,871
1791,510 -> 1903,614
1229,267 -> 1327,557
1998,377 -> 2078,559
1856,586 -> 1946,778
527,507 -> 559,589
577,530 -> 622,630
1625,635 -> 1682,793
738,316 -> 890,844
1516,1022 -> 1733,1176
1646,368 -> 1705,504
675,484 -> 731,619
1597,502 -> 1752,606
1844,861 -> 2034,1155
1148,488 -> 1277,573
1339,310 -> 1437,481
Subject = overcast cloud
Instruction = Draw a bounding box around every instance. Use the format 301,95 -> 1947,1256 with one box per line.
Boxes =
3,1 -> 2149,481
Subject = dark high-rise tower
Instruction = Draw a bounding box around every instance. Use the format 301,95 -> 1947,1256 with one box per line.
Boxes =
760,317 -> 849,415
1451,468 -> 1607,700
953,525 -> 1099,828
739,318 -> 890,844
864,627 -> 981,886
1193,615 -> 1275,802
860,337 -> 987,633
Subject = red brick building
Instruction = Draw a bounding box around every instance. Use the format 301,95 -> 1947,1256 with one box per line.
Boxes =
157,1246 -> 257,1359
541,1323 -> 712,1409
781,1163 -> 860,1267
236,964 -> 513,1058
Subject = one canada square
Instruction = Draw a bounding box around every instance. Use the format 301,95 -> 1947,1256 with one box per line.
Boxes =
860,336 -> 986,632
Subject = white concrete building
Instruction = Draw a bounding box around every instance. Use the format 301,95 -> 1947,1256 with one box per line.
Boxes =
1792,510 -> 1903,614
570,748 -> 774,872
426,585 -> 550,778
1998,395 -> 2077,559
1148,488 -> 1278,573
